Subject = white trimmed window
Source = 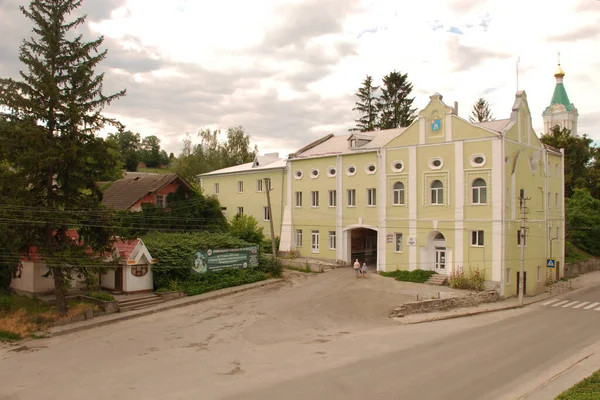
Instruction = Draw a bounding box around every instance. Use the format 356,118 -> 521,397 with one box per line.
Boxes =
311,191 -> 319,207
266,178 -> 272,190
328,190 -> 337,207
555,193 -> 559,208
367,188 -> 376,206
517,229 -> 527,246
263,206 -> 271,221
256,179 -> 263,192
237,207 -> 243,216
327,167 -> 337,177
295,191 -> 302,207
311,230 -> 320,253
329,231 -> 336,249
347,189 -> 356,207
294,170 -> 303,179
393,182 -> 405,205
237,181 -> 243,193
430,180 -> 444,205
346,165 -> 357,176
472,178 -> 487,204
471,230 -> 484,246
296,229 -> 303,247
391,160 -> 404,172
395,233 -> 403,252
310,168 -> 320,178
214,183 -> 219,194
556,227 -> 560,242
156,194 -> 165,208
365,164 -> 377,174
505,268 -> 512,285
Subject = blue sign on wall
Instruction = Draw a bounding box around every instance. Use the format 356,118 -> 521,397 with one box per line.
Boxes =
546,258 -> 556,268
431,119 -> 441,132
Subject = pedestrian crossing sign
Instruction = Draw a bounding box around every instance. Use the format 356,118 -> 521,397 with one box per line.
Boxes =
547,258 -> 556,268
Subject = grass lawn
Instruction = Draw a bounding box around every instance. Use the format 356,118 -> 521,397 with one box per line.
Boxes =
565,242 -> 594,264
380,269 -> 436,283
556,369 -> 600,399
0,292 -> 98,340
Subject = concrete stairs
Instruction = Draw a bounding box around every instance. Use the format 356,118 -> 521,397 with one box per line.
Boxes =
426,274 -> 448,286
118,294 -> 165,312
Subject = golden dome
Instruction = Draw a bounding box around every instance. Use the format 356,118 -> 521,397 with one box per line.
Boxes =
554,64 -> 565,78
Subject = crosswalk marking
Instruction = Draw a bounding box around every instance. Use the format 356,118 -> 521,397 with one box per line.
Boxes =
584,302 -> 600,310
542,299 -> 560,306
562,301 -> 580,308
573,302 -> 590,309
595,306 -> 600,311
552,300 -> 570,307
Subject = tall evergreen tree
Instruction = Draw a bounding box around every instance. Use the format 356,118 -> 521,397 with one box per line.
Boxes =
469,98 -> 495,123
376,71 -> 416,129
350,75 -> 379,132
0,0 -> 125,315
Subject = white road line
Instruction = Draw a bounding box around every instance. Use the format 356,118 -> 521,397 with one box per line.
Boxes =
552,300 -> 570,307
563,301 -> 580,308
584,302 -> 600,310
573,302 -> 590,309
594,306 -> 600,311
542,299 -> 560,306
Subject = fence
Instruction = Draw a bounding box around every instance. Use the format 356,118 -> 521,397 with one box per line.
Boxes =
563,258 -> 600,279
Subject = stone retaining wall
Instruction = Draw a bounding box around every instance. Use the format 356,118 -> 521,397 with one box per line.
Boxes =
156,291 -> 187,301
280,258 -> 340,273
390,290 -> 500,318
564,259 -> 600,279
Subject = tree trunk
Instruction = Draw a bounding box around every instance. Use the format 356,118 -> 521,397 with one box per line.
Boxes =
52,268 -> 68,316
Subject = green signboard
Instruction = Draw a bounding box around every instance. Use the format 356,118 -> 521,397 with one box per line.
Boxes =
193,246 -> 259,273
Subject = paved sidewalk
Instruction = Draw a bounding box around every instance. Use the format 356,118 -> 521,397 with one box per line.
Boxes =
395,271 -> 600,325
38,279 -> 283,337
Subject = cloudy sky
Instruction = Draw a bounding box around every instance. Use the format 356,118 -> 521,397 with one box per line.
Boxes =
0,0 -> 598,157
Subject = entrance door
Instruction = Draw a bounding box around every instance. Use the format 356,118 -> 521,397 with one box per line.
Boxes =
114,267 -> 123,291
435,248 -> 446,274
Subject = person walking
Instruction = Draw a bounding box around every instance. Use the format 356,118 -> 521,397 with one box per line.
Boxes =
361,262 -> 368,278
353,259 -> 361,278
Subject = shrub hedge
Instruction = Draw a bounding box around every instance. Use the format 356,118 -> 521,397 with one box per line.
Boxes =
380,269 -> 436,283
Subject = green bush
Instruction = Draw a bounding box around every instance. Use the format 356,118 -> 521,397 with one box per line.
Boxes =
0,296 -> 12,313
449,266 -> 485,291
380,269 -> 436,283
230,214 -> 264,244
0,330 -> 21,341
84,292 -> 115,302
180,269 -> 267,296
143,231 -> 253,289
555,369 -> 600,399
258,254 -> 283,278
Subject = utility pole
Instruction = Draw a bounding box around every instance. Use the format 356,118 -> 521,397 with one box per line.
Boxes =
264,178 -> 277,260
519,190 -> 529,305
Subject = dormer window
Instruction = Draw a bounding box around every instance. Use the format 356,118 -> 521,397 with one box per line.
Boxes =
350,139 -> 356,148
348,134 -> 372,149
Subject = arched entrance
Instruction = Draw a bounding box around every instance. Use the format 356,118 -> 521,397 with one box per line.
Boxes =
345,227 -> 378,269
427,231 -> 446,274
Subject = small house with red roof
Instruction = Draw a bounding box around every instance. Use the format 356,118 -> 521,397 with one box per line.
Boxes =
10,234 -> 157,295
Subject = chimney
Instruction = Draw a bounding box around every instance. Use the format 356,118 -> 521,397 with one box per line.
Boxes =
453,101 -> 458,116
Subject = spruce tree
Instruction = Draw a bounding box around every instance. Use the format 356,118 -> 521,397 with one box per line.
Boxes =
0,0 -> 125,315
350,75 -> 379,132
376,71 -> 416,130
469,98 -> 495,123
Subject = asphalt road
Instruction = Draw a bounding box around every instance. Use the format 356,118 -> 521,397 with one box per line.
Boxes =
227,286 -> 600,400
1,275 -> 600,400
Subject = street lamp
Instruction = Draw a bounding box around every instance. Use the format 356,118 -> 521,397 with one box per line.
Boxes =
549,236 -> 559,281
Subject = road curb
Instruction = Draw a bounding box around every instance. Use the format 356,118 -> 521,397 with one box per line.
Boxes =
47,279 -> 284,337
396,283 -> 592,325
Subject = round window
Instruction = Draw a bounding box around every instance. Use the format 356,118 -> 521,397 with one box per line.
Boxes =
474,156 -> 484,164
294,170 -> 303,179
349,166 -> 355,173
327,167 -> 336,177
310,168 -> 319,178
394,162 -> 403,170
368,165 -> 376,172
432,159 -> 441,167
346,165 -> 357,176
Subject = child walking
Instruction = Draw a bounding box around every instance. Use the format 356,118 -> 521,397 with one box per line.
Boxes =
361,262 -> 368,278
353,259 -> 361,278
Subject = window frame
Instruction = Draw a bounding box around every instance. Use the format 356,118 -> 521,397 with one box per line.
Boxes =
214,183 -> 219,194
237,180 -> 244,193
295,191 -> 303,208
471,230 -> 484,247
156,194 -> 165,208
395,233 -> 403,252
367,188 -> 377,206
256,179 -> 263,192
392,182 -> 405,206
328,190 -> 337,207
347,189 -> 356,207
311,230 -> 320,253
263,206 -> 271,221
328,231 -> 336,250
311,191 -> 319,208
296,229 -> 303,247
430,180 -> 444,205
471,178 -> 487,205
237,207 -> 243,216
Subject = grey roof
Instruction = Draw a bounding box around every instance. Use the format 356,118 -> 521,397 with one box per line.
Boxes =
472,119 -> 511,133
198,154 -> 286,177
102,172 -> 190,210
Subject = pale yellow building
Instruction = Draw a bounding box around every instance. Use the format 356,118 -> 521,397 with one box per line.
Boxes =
200,89 -> 566,297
